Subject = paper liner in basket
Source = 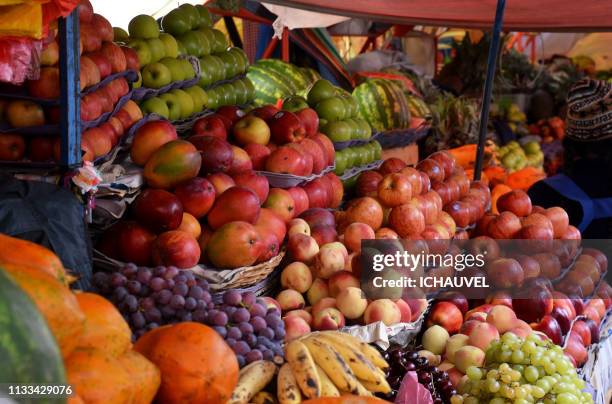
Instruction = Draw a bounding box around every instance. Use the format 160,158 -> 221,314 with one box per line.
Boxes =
395,371 -> 433,404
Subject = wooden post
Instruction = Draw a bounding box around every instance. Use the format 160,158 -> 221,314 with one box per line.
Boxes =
281,27 -> 289,62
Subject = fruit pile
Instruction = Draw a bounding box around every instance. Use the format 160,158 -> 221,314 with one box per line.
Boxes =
496,140 -> 544,172
353,78 -> 413,132
334,141 -> 383,176
454,332 -> 592,403
528,116 -> 565,143
308,79 -> 373,143
0,0 -> 143,163
247,58 -> 320,106
383,348 -> 455,403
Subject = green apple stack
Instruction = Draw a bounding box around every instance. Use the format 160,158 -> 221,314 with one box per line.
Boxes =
334,140 -> 382,176
498,140 -> 544,172
307,79 -> 372,143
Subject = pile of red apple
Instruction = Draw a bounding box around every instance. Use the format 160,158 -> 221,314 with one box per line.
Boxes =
257,208 -> 430,339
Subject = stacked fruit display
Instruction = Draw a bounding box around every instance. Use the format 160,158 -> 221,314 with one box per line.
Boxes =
528,116 -> 565,143
334,141 -> 383,176
0,234 -> 161,404
247,59 -> 320,106
308,79 -> 373,143
265,208 -> 429,338
353,78 -> 413,132
496,140 -> 544,172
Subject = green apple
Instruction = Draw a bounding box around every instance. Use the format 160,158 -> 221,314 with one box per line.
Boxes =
228,47 -> 248,74
196,27 -> 215,55
308,79 -> 336,106
343,118 -> 360,140
195,5 -> 212,27
161,8 -> 190,36
170,88 -> 195,119
243,78 -> 255,102
146,38 -> 166,63
177,41 -> 187,56
217,83 -> 236,107
356,118 -> 372,139
334,149 -> 347,175
319,118 -> 328,128
159,92 -> 182,121
133,71 -> 142,89
364,143 -> 375,163
159,57 -> 185,82
354,146 -> 368,166
178,31 -> 204,57
140,97 -> 169,118
344,147 -> 357,169
232,80 -> 248,105
193,31 -> 211,57
141,62 -> 172,89
217,51 -> 239,79
113,27 -> 129,42
159,33 -> 179,58
211,29 -> 228,53
323,120 -> 351,142
315,96 -> 346,122
184,85 -> 208,113
179,59 -> 196,80
128,15 -> 160,39
207,55 -> 226,82
337,95 -> 352,119
371,140 -> 382,160
197,58 -> 213,86
128,39 -> 152,66
206,88 -> 219,110
283,96 -> 309,112
178,4 -> 200,30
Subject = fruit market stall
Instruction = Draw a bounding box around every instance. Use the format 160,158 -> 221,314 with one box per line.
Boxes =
1,0 -> 612,404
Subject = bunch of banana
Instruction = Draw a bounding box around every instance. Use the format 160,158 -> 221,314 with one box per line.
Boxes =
279,331 -> 391,403
229,360 -> 278,404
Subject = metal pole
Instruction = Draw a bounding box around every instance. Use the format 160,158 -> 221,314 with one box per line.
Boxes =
473,0 -> 506,181
58,9 -> 81,168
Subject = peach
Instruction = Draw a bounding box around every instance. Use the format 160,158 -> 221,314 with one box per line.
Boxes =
460,320 -> 483,336
343,222 -> 375,252
336,287 -> 367,319
375,227 -> 399,239
418,350 -> 441,366
281,262 -> 313,293
313,242 -> 348,279
259,296 -> 281,313
422,325 -> 450,355
447,367 -> 464,388
287,233 -> 319,263
288,218 -> 311,237
312,297 -> 336,314
404,295 -> 429,322
508,319 -> 532,339
284,309 -> 313,325
454,345 -> 485,373
445,333 -> 470,363
468,322 -> 500,351
364,299 -> 402,326
284,316 -> 311,341
394,298 -> 413,323
426,301 -> 463,334
486,305 -> 517,334
312,307 -> 345,330
438,361 -> 455,372
306,278 -> 329,305
275,289 -> 305,312
328,271 -> 360,297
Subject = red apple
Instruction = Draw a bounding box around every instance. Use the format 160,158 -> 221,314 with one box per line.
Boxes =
264,188 -> 296,223
228,145 -> 253,175
268,111 -> 306,144
188,135 -> 233,174
417,158 -> 444,182
437,291 -> 468,314
544,206 -> 570,238
311,225 -> 337,246
192,115 -> 227,139
207,186 -> 261,229
300,208 -> 335,228
533,315 -> 562,345
513,284 -> 553,323
248,105 -> 280,121
265,146 -> 305,175
378,158 -> 406,175
299,137 -> 327,174
152,230 -> 200,269
303,178 -> 330,209
295,108 -> 319,136
429,151 -> 456,179
287,187 -> 309,216
0,134 -> 25,161
77,0 -> 93,23
486,211 -> 522,239
28,67 -> 60,99
133,189 -> 183,233
311,133 -> 335,166
120,46 -> 140,71
233,170 -> 269,203
244,143 -> 271,170
324,173 -> 344,209
80,23 -> 102,53
426,301 -> 463,334
356,171 -> 383,197
174,177 -> 216,219
257,231 -> 280,263
92,14 -> 113,43
286,143 -> 313,176
255,208 -> 287,245
497,189 -> 532,217
444,200 -> 471,228
116,221 -> 155,266
550,306 -> 572,334
378,173 -> 413,207
216,106 -> 246,125
85,51 -> 111,78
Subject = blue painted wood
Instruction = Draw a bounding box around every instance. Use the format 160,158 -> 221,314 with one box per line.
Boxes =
473,0 -> 506,181
58,9 -> 81,167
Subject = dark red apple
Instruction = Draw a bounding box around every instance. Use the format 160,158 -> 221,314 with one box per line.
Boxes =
233,170 -> 270,203
437,291 -> 469,314
116,221 -> 156,266
152,230 -> 200,269
173,177 -> 216,219
302,178 -> 330,208
133,189 -> 183,233
287,186 -> 309,216
249,105 -> 280,122
216,106 -> 245,125
513,284 -> 553,323
268,111 -> 306,144
311,225 -> 337,245
550,306 -> 572,334
192,115 -> 227,139
187,135 -> 234,174
300,208 -> 335,228
244,143 -> 271,170
533,315 -> 562,345
295,108 -> 319,137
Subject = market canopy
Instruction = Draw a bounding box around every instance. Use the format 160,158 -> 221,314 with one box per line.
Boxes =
256,0 -> 612,32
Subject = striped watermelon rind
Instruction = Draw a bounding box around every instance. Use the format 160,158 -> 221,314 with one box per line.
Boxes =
353,78 -> 412,131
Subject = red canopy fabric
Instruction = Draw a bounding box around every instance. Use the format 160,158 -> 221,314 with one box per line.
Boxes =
258,0 -> 612,32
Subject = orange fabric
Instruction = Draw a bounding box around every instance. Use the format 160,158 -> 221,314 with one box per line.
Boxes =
263,0 -> 612,31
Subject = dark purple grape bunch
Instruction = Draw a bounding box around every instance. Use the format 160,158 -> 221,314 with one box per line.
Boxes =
92,264 -> 212,339
203,290 -> 285,368
379,348 -> 455,404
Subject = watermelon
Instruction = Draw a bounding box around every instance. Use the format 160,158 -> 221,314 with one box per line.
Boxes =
353,78 -> 412,132
246,59 -> 317,106
0,268 -> 66,404
406,95 -> 432,119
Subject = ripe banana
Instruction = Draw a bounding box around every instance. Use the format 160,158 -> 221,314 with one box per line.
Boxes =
229,360 -> 277,404
251,391 -> 277,404
314,333 -> 381,383
302,336 -> 360,394
315,365 -> 340,397
277,363 -> 302,404
321,331 -> 389,369
359,375 -> 392,394
285,340 -> 321,399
